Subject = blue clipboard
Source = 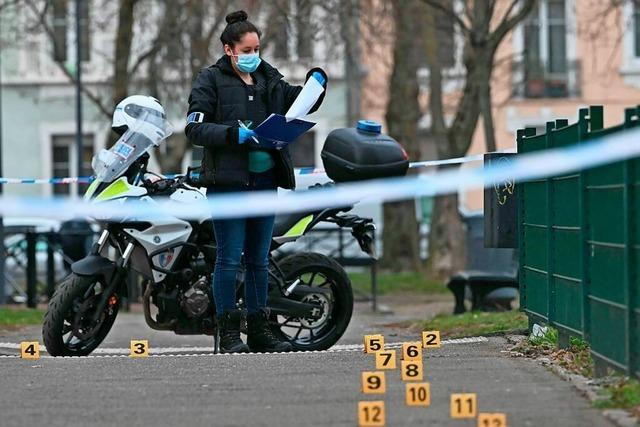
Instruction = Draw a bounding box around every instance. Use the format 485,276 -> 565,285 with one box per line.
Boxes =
253,114 -> 316,150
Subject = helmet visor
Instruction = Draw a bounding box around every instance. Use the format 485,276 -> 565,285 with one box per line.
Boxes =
93,111 -> 173,182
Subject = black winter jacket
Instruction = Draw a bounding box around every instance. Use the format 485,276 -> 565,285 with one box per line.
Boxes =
185,55 -> 327,189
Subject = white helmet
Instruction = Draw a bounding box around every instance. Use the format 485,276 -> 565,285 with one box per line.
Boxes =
112,95 -> 166,135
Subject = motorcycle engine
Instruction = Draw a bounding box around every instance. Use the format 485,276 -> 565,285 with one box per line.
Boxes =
180,277 -> 210,318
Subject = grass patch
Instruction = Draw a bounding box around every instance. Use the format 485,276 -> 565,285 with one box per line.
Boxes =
413,310 -> 528,338
595,378 -> 640,414
0,308 -> 46,329
349,271 -> 446,296
529,327 -> 558,347
554,336 -> 594,377
512,328 -> 594,377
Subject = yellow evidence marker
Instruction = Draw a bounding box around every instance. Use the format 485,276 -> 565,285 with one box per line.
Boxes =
450,393 -> 477,419
375,350 -> 397,370
400,360 -> 424,381
401,341 -> 422,361
405,382 -> 430,407
130,339 -> 150,357
361,371 -> 386,394
20,341 -> 40,359
363,334 -> 384,353
422,330 -> 441,348
478,413 -> 507,427
358,400 -> 385,426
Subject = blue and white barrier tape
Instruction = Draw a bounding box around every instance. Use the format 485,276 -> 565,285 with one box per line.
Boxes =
0,148 -> 515,184
0,177 -> 93,185
0,128 -> 635,220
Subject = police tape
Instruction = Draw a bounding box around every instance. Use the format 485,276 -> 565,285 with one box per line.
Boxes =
0,127 -> 636,220
0,177 -> 93,185
0,148 -> 515,184
295,149 -> 516,175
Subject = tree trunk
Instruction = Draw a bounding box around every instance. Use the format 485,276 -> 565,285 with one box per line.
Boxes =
480,75 -> 497,153
421,2 -> 468,279
112,0 -> 136,110
418,0 -> 536,278
426,193 -> 467,279
381,0 -> 423,271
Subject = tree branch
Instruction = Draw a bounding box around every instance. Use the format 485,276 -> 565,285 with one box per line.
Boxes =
489,0 -> 537,48
420,0 -> 471,34
23,0 -> 112,118
129,43 -> 161,76
0,0 -> 21,13
204,0 -> 232,49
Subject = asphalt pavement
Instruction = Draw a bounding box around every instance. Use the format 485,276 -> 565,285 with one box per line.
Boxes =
0,303 -> 613,427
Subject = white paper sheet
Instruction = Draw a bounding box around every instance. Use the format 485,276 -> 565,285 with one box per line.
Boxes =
284,76 -> 325,122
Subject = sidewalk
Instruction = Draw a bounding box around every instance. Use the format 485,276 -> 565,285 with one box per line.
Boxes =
0,303 -> 613,426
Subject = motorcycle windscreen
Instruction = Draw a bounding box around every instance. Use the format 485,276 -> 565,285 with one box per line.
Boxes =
92,111 -> 173,182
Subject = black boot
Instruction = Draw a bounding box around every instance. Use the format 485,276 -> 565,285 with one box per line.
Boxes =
247,309 -> 293,353
216,310 -> 250,354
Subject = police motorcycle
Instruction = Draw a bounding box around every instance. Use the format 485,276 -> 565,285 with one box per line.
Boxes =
42,96 -> 411,357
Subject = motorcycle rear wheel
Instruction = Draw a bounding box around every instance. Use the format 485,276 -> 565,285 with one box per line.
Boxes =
271,252 -> 353,351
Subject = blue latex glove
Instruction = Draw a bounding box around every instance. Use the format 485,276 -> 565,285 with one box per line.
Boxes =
238,127 -> 257,144
311,71 -> 326,86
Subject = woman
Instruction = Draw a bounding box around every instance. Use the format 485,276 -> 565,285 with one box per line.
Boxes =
185,10 -> 328,353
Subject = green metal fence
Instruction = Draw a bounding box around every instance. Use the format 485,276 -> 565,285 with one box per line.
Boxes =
518,105 -> 639,377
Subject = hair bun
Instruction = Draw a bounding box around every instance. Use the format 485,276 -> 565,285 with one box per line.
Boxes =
226,10 -> 248,25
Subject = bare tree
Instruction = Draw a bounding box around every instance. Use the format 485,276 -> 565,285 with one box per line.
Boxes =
6,0 -> 353,175
421,0 -> 537,278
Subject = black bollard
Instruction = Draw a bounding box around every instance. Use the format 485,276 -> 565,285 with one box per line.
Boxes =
26,230 -> 37,308
46,232 -> 55,299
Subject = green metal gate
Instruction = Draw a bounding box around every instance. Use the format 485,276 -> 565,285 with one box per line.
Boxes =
518,105 -> 639,377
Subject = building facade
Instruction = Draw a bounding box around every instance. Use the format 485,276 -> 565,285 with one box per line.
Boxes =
360,0 -> 640,212
0,1 -> 348,198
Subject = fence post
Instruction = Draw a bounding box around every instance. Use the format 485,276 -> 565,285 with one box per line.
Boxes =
577,109 -> 591,348
623,107 -> 637,377
545,121 -> 557,338
517,127 -> 538,320
26,230 -> 37,308
516,129 -> 526,313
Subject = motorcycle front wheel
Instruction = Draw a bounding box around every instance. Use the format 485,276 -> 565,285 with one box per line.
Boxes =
43,273 -> 120,356
270,252 -> 353,351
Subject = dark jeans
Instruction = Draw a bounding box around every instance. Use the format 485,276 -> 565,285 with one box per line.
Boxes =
206,170 -> 277,315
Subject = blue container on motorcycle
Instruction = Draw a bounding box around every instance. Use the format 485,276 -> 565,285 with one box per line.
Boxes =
321,120 -> 409,182
356,120 -> 382,134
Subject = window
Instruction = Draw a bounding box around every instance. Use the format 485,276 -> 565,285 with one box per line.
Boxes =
635,1 -> 640,58
290,131 -> 316,167
52,0 -> 67,62
78,0 -> 90,62
267,0 -> 314,61
547,0 -> 566,74
620,0 -> 640,77
52,135 -> 94,196
518,0 -> 574,98
435,6 -> 455,68
295,0 -> 313,60
51,0 -> 90,62
268,0 -> 290,60
416,4 -> 455,69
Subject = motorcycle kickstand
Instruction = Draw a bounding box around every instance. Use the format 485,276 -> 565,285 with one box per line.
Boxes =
213,329 -> 220,354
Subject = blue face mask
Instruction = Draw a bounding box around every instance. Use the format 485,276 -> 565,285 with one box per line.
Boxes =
235,53 -> 261,73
